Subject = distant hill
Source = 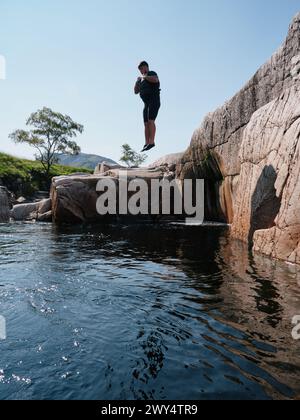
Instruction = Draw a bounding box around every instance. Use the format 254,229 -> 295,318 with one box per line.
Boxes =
55,153 -> 117,170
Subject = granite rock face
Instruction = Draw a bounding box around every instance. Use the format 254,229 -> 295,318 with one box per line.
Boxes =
176,13 -> 300,263
51,175 -> 101,224
94,162 -> 125,175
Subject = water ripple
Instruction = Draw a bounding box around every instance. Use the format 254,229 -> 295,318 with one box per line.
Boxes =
0,222 -> 300,400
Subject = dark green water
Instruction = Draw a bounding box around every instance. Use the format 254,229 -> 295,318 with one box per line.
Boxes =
0,222 -> 300,400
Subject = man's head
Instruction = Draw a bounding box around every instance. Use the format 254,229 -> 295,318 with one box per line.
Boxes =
138,61 -> 149,75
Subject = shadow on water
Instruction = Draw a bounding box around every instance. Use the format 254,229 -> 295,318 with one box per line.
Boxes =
0,222 -> 300,400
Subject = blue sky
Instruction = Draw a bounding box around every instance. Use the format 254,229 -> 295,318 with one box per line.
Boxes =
0,0 -> 299,165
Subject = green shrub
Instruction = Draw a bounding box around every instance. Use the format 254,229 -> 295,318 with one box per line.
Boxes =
0,152 -> 92,197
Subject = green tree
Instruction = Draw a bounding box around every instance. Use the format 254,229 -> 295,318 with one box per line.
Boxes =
9,107 -> 84,180
120,144 -> 147,168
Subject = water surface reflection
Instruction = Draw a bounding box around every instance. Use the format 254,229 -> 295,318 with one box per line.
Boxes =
0,222 -> 299,400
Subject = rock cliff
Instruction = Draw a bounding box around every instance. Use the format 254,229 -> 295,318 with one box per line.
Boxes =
177,13 -> 300,264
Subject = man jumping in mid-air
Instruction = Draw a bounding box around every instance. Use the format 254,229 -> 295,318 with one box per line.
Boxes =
134,61 -> 161,152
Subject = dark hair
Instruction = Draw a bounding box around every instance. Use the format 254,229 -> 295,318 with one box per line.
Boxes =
138,61 -> 149,69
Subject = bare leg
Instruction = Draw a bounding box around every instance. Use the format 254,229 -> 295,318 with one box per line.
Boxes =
144,122 -> 151,145
148,120 -> 156,145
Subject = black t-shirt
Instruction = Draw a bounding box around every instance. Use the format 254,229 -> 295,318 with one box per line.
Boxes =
139,71 -> 161,100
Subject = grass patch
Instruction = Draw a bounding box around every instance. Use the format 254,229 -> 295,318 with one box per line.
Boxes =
0,152 -> 92,197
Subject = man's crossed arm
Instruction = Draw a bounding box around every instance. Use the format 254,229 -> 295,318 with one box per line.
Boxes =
134,73 -> 159,94
143,74 -> 159,83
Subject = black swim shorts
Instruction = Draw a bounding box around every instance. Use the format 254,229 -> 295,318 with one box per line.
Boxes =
142,95 -> 161,123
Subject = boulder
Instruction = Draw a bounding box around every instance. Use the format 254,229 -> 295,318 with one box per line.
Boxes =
10,198 -> 53,222
0,186 -> 11,223
10,202 -> 39,221
176,12 -> 300,264
51,167 -> 177,224
37,210 -> 52,223
37,198 -> 52,215
51,175 -> 100,223
16,196 -> 27,204
177,13 -> 300,223
231,84 -> 300,263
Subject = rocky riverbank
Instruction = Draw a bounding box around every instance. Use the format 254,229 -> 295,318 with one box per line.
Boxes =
2,13 -> 299,266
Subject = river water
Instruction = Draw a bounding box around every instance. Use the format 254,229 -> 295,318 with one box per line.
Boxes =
0,222 -> 299,400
